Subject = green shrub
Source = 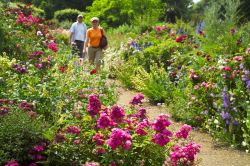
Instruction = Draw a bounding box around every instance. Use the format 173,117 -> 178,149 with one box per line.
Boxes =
0,109 -> 44,165
54,8 -> 82,22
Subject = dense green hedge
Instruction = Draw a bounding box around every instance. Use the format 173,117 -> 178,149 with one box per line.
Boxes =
54,8 -> 82,22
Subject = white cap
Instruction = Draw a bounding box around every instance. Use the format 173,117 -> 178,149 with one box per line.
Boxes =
91,17 -> 99,22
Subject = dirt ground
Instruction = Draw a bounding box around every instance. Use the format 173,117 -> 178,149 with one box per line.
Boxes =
115,84 -> 250,166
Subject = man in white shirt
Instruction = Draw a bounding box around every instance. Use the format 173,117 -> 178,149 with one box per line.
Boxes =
69,14 -> 87,60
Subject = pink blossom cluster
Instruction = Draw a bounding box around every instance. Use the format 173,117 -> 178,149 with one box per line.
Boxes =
135,119 -> 150,136
233,56 -> 243,62
87,94 -> 101,117
136,107 -> 147,120
83,162 -> 100,166
5,160 -> 19,166
16,13 -> 40,26
175,124 -> 192,139
107,128 -> 132,150
92,133 -> 105,146
167,142 -> 201,165
65,126 -> 81,135
12,64 -> 28,74
29,142 -> 47,162
152,114 -> 172,146
200,81 -> 213,89
97,112 -> 112,129
47,43 -> 58,52
154,25 -> 168,33
18,101 -> 34,111
129,94 -> 144,105
189,69 -> 199,81
110,105 -> 125,123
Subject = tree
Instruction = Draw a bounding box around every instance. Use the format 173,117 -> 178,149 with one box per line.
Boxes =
161,0 -> 193,23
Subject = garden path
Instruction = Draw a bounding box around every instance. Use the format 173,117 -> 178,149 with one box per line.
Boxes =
112,80 -> 250,166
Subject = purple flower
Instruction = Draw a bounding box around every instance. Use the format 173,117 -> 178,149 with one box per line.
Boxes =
12,64 -> 28,74
220,111 -> 230,120
222,91 -> 230,109
110,105 -> 125,123
246,80 -> 250,89
137,107 -> 147,120
0,107 -> 9,115
65,126 -> 81,134
129,94 -> 144,105
34,63 -> 43,69
87,94 -> 101,117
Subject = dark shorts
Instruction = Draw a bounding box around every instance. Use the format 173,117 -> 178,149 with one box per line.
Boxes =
72,40 -> 84,58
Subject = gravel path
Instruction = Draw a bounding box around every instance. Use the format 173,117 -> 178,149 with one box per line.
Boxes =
114,83 -> 250,166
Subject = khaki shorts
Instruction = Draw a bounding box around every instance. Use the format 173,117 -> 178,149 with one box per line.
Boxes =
88,47 -> 103,65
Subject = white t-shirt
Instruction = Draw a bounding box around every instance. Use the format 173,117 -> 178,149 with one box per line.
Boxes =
70,22 -> 87,42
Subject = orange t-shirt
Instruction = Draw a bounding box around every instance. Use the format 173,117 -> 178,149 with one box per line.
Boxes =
86,27 -> 102,47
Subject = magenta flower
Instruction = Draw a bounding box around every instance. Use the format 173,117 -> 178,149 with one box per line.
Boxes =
175,124 -> 192,139
34,63 -> 44,69
95,147 -> 106,154
168,142 -> 201,165
65,126 -> 81,134
33,145 -> 45,152
97,112 -> 111,129
5,161 -> 19,166
18,101 -> 34,111
129,94 -> 144,105
135,121 -> 149,136
137,107 -> 147,120
83,162 -> 100,166
152,132 -> 171,146
222,66 -> 231,71
47,43 -> 58,52
73,139 -> 81,144
107,128 -> 132,150
110,105 -> 125,123
152,114 -> 171,132
29,163 -> 37,166
92,133 -> 105,146
87,94 -> 101,117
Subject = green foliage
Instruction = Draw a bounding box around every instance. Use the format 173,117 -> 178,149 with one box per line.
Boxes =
0,109 -> 44,165
54,8 -> 82,22
86,0 -> 163,28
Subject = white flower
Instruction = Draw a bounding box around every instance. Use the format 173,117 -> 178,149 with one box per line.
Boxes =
242,141 -> 247,147
246,150 -> 249,153
36,31 -> 43,36
214,119 -> 219,124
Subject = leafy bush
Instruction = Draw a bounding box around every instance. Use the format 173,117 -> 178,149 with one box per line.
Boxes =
54,8 -> 82,22
0,109 -> 44,165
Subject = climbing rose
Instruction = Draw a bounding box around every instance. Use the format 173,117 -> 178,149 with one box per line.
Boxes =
110,105 -> 125,123
175,124 -> 192,139
87,94 -> 101,117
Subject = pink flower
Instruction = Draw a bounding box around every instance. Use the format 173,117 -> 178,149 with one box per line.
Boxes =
0,107 -> 9,115
92,133 -> 105,146
222,66 -> 231,71
136,107 -> 147,120
107,128 -> 132,150
5,161 -> 19,166
97,112 -> 111,129
135,120 -> 149,136
152,114 -> 171,132
175,36 -> 184,43
129,94 -> 144,105
83,162 -> 100,166
47,43 -> 58,52
18,101 -> 34,111
95,147 -> 106,154
194,85 -> 199,90
152,132 -> 171,146
33,145 -> 45,152
109,161 -> 117,166
168,142 -> 201,165
87,94 -> 101,117
233,56 -> 243,62
246,47 -> 250,54
110,105 -> 125,123
175,124 -> 192,139
65,126 -> 81,134
73,139 -> 81,144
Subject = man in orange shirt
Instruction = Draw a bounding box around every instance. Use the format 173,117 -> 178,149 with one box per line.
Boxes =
84,17 -> 106,73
